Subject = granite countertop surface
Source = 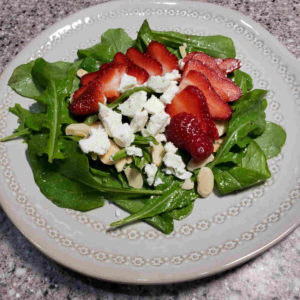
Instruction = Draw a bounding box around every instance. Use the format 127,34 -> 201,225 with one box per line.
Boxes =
0,0 -> 299,299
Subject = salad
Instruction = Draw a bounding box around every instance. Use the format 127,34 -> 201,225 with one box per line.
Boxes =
1,20 -> 286,234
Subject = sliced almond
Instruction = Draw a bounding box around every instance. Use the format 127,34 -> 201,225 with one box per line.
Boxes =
115,157 -> 133,173
65,123 -> 91,137
213,137 -> 225,152
151,142 -> 165,166
76,68 -> 88,78
197,167 -> 214,198
179,43 -> 187,58
214,120 -> 228,137
187,154 -> 214,171
181,178 -> 194,190
99,140 -> 120,165
124,167 -> 143,189
90,121 -> 102,128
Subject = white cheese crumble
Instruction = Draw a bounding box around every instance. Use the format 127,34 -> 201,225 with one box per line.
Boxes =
179,59 -> 185,70
163,152 -> 192,180
126,145 -> 143,157
155,134 -> 167,142
144,163 -> 158,186
164,141 -> 178,154
143,111 -> 171,137
154,178 -> 163,187
118,91 -> 147,117
118,73 -> 138,92
113,123 -> 135,147
98,103 -> 122,137
160,81 -> 179,104
130,110 -> 148,133
144,95 -> 165,114
79,126 -> 110,156
163,69 -> 181,81
146,75 -> 171,93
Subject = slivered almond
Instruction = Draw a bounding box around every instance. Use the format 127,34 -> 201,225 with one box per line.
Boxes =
77,68 -> 88,78
124,167 -> 143,189
99,140 -> 120,165
197,167 -> 214,198
115,157 -> 133,172
151,142 -> 165,166
187,154 -> 214,171
213,137 -> 225,152
181,178 -> 194,190
179,43 -> 187,58
65,123 -> 90,137
214,120 -> 228,137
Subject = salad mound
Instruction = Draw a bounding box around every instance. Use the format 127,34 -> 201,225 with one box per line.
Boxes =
1,20 -> 286,234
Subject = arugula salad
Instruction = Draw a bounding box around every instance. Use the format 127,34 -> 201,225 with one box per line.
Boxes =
1,20 -> 286,234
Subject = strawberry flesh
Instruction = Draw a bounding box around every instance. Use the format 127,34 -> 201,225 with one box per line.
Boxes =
183,60 -> 242,102
166,85 -> 219,140
113,52 -> 134,67
126,47 -> 162,76
166,112 -> 214,160
215,58 -> 241,74
179,70 -> 232,120
69,80 -> 105,116
147,41 -> 179,74
126,65 -> 149,84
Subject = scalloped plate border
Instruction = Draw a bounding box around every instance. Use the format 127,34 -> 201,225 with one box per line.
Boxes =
0,0 -> 299,284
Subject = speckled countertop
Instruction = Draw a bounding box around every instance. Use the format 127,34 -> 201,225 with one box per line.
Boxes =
0,0 -> 299,299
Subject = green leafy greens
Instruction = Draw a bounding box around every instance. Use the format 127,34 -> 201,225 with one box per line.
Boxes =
1,19 -> 286,233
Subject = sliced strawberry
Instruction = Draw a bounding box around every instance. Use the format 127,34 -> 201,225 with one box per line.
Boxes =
182,51 -> 224,76
126,65 -> 149,84
183,60 -> 242,102
147,41 -> 179,74
179,70 -> 232,120
72,85 -> 88,101
166,86 -> 219,140
113,52 -> 134,67
166,112 -> 214,160
80,71 -> 100,86
96,64 -> 127,102
69,80 -> 105,116
215,58 -> 241,74
126,47 -> 162,76
100,62 -> 114,70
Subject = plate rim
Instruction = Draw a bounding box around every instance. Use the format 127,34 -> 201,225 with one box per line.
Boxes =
0,0 -> 299,284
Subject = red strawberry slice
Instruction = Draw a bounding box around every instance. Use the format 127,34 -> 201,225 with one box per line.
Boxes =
69,80 -> 105,116
166,86 -> 219,140
179,70 -> 232,120
72,85 -> 88,101
215,58 -> 241,74
147,41 -> 179,74
96,64 -> 127,102
113,52 -> 134,67
183,60 -> 242,102
126,65 -> 149,84
183,51 -> 224,76
99,62 -> 115,70
80,71 -> 100,86
126,47 -> 162,76
166,112 -> 214,160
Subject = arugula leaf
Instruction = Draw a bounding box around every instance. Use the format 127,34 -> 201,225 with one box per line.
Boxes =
210,89 -> 268,168
136,20 -> 236,58
111,199 -> 174,234
254,122 -> 286,159
214,141 -> 271,194
233,70 -> 253,94
110,173 -> 198,228
27,141 -> 105,211
107,86 -> 154,109
168,202 -> 194,221
80,57 -> 101,73
77,28 -> 134,62
60,140 -> 162,196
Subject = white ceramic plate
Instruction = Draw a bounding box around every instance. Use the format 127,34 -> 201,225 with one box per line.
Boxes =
0,0 -> 299,284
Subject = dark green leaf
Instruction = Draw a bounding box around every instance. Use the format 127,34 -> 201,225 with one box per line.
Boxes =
233,70 -> 253,94
254,122 -> 286,159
